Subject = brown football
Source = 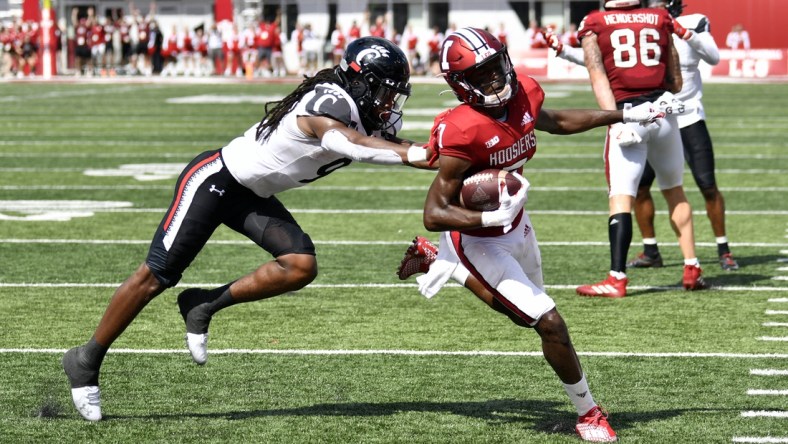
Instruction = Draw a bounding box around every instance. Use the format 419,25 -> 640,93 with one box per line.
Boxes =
459,169 -> 522,211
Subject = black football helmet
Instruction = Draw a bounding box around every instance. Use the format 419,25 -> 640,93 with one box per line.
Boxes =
336,36 -> 411,132
646,0 -> 684,16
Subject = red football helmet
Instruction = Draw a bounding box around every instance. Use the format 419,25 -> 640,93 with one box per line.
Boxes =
439,27 -> 518,108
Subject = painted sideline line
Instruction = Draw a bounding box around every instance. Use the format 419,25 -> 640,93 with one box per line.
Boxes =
741,411 -> 788,418
0,348 -> 786,359
0,238 -> 785,248
1,282 -> 786,292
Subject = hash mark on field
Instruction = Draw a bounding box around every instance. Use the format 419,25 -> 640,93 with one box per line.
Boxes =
750,369 -> 788,376
747,389 -> 788,395
741,411 -> 788,418
768,298 -> 788,302
733,437 -> 788,443
766,311 -> 788,315
757,337 -> 788,341
763,322 -> 788,327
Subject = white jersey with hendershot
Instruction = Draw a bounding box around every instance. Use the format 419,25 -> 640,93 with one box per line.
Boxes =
673,13 -> 720,127
221,82 -> 400,198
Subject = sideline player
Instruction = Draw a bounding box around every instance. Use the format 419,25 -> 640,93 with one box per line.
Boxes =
62,37 -> 433,422
546,0 -> 738,271
573,0 -> 707,297
405,27 -> 664,442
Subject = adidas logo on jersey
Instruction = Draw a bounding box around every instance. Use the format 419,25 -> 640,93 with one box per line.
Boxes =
485,135 -> 500,148
521,111 -> 534,126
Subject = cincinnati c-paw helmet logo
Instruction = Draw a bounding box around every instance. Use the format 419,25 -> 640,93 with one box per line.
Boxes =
356,45 -> 390,63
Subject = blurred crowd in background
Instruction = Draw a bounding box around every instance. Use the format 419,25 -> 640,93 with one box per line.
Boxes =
0,4 -> 582,79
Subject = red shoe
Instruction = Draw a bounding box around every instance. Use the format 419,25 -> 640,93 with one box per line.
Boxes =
397,236 -> 438,280
576,406 -> 618,442
683,264 -> 708,291
576,275 -> 628,298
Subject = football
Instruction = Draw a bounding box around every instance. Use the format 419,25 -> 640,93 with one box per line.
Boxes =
459,169 -> 522,211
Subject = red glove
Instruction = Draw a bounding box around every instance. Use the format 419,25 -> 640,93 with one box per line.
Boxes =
672,18 -> 693,40
542,30 -> 563,54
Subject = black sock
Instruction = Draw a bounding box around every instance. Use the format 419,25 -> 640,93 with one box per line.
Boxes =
206,283 -> 236,316
609,213 -> 632,273
81,337 -> 109,369
644,243 -> 660,258
717,242 -> 730,256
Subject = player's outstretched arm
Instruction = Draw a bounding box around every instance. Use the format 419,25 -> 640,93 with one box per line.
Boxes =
300,115 -> 435,169
536,102 -> 664,135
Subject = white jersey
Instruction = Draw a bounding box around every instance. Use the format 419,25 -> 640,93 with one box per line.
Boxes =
673,14 -> 720,127
221,82 -> 398,198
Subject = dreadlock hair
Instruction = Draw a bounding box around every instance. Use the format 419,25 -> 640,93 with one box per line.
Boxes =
255,68 -> 343,141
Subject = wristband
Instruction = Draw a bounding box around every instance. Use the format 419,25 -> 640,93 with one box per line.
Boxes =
481,209 -> 505,227
407,145 -> 428,163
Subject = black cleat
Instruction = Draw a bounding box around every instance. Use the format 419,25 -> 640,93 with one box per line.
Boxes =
626,252 -> 664,268
719,253 -> 740,271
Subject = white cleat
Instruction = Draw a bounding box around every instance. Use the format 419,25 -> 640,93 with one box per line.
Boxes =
186,332 -> 208,365
70,386 -> 102,421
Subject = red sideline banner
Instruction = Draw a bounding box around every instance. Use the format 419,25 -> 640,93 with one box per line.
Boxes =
712,49 -> 788,78
510,48 -> 788,80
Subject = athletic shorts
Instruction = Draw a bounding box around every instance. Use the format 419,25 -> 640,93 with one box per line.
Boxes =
606,115 -> 684,197
449,213 -> 555,327
145,150 -> 315,287
639,119 -> 716,191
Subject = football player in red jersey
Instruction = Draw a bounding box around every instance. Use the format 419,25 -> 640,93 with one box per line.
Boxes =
407,27 -> 663,442
574,0 -> 707,298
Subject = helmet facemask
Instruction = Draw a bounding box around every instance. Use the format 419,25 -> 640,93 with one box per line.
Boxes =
450,49 -> 516,108
362,73 -> 411,132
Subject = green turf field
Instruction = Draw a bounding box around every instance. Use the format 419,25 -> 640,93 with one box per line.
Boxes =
0,80 -> 786,443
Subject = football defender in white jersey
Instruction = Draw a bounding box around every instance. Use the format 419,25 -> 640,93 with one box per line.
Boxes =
62,37 -> 433,422
547,0 -> 738,271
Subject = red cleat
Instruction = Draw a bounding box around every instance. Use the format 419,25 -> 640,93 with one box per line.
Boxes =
576,406 -> 618,442
397,236 -> 438,280
683,264 -> 708,290
576,275 -> 628,298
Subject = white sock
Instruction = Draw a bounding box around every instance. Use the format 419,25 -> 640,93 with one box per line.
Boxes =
684,257 -> 700,267
563,374 -> 597,416
609,270 -> 626,280
642,237 -> 658,245
716,236 -> 728,245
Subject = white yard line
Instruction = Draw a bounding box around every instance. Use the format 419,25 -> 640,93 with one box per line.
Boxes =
763,323 -> 788,327
0,348 -> 786,358
766,311 -> 788,315
1,282 -> 786,293
756,337 -> 788,342
0,238 -> 786,248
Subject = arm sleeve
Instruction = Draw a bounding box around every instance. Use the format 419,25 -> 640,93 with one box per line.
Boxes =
558,45 -> 585,66
686,31 -> 720,65
321,129 -> 403,165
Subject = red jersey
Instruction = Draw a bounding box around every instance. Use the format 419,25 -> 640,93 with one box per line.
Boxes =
578,7 -> 674,103
429,77 -> 545,237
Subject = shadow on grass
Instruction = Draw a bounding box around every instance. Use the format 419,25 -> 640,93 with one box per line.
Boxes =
101,398 -> 721,438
